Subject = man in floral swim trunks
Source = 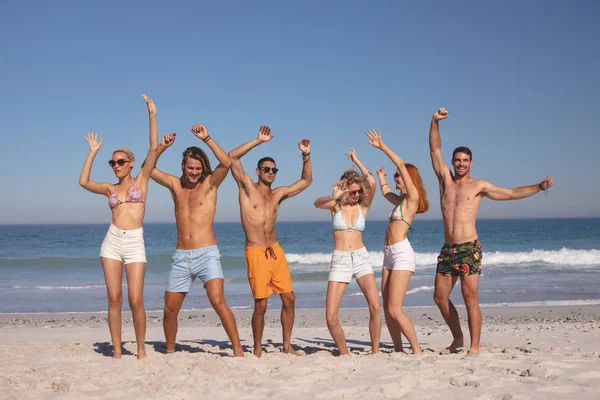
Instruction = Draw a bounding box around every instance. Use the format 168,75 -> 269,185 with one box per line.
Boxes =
429,107 -> 554,356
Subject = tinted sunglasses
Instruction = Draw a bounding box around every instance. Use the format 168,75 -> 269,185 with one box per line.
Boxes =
393,172 -> 400,179
108,159 -> 129,168
259,167 -> 279,174
349,189 -> 363,196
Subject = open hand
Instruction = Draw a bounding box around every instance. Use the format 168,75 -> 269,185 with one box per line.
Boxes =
377,166 -> 387,177
84,132 -> 103,152
433,107 -> 448,121
298,138 -> 310,154
540,176 -> 554,191
141,94 -> 156,116
257,125 -> 274,142
332,180 -> 347,199
366,129 -> 384,149
190,125 -> 208,140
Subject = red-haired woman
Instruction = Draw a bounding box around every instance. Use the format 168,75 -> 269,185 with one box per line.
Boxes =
367,129 -> 430,355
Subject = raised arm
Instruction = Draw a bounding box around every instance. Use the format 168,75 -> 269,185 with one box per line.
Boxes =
345,148 -> 376,207
150,133 -> 178,190
190,124 -> 231,188
280,139 -> 312,201
139,94 -> 160,181
79,132 -> 111,196
314,180 -> 346,210
366,129 -> 419,206
481,177 -> 554,201
429,107 -> 451,181
376,167 -> 401,206
228,125 -> 273,190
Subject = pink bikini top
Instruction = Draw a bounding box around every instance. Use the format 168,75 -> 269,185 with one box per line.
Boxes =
108,181 -> 144,209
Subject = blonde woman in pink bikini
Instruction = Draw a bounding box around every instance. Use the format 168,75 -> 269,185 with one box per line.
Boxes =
79,95 -> 161,359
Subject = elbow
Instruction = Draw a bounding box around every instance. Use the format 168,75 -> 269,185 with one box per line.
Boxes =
222,158 -> 232,169
228,151 -> 238,161
79,179 -> 87,188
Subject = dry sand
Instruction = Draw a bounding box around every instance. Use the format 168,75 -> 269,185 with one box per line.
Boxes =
1,305 -> 599,399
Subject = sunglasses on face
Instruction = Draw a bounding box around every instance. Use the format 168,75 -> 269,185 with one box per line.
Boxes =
349,189 -> 363,196
108,159 -> 129,168
393,172 -> 400,179
259,167 -> 279,174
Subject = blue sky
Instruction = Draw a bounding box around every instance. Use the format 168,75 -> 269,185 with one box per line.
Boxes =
1,0 -> 599,224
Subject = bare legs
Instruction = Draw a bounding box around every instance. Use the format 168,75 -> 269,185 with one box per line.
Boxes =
381,268 -> 421,355
326,281 -> 350,355
326,275 -> 381,355
252,291 -> 297,357
163,279 -> 243,356
434,274 -> 481,354
101,257 -> 146,359
205,279 -> 244,356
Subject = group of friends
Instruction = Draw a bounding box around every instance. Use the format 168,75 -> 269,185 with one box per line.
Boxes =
80,95 -> 554,359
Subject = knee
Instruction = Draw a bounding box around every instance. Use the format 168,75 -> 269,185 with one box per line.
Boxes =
434,293 -> 448,306
209,295 -> 226,312
387,305 -> 404,321
282,293 -> 295,309
254,300 -> 268,315
369,301 -> 381,316
463,293 -> 479,309
163,304 -> 178,318
107,294 -> 122,308
128,296 -> 144,312
326,312 -> 339,327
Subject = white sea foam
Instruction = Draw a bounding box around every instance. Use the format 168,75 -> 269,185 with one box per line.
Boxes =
286,248 -> 600,268
11,285 -> 107,290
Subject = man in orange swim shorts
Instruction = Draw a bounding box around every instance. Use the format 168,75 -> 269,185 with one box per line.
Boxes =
229,125 -> 312,357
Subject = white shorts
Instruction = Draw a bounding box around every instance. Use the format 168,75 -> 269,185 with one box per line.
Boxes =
329,247 -> 374,283
382,238 -> 416,273
100,224 -> 147,264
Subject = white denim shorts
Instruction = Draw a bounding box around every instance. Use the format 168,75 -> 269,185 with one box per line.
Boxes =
329,247 -> 374,283
100,224 -> 147,264
382,238 -> 416,273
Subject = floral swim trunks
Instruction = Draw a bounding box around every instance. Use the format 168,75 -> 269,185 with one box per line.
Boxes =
436,240 -> 482,277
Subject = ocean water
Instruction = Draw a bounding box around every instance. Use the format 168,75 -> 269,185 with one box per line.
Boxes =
1,219 -> 599,313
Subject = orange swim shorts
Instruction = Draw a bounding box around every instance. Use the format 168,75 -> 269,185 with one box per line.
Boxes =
245,242 -> 293,299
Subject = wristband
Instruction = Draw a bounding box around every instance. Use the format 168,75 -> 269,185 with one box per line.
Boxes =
203,136 -> 212,143
302,152 -> 311,157
364,171 -> 372,178
381,183 -> 389,188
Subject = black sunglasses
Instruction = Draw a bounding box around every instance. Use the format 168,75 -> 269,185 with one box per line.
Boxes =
108,159 -> 129,168
393,172 -> 400,179
349,189 -> 363,196
259,167 -> 279,174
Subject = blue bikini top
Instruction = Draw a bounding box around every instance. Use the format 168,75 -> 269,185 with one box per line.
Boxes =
332,206 -> 365,232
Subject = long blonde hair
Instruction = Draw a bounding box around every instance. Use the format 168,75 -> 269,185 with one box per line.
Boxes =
334,170 -> 369,211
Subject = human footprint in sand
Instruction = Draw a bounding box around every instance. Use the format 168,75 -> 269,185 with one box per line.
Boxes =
367,129 -> 430,355
429,107 -> 554,356
314,148 -> 381,355
228,126 -> 312,357
149,125 -> 243,357
79,94 -> 161,359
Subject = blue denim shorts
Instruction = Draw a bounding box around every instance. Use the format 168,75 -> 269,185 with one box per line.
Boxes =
166,245 -> 224,292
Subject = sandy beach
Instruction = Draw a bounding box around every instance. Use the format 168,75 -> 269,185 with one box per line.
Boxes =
1,305 -> 599,399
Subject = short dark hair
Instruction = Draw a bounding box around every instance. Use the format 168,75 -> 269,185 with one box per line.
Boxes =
452,146 -> 472,161
257,157 -> 276,169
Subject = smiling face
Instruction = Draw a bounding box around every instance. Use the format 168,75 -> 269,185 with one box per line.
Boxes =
451,152 -> 473,177
182,157 -> 204,184
256,160 -> 277,185
345,183 -> 363,205
110,151 -> 133,179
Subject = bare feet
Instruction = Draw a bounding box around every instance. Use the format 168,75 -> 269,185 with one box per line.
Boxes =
466,348 -> 480,357
253,347 -> 263,358
112,352 -> 122,359
412,347 -> 423,356
440,338 -> 466,355
233,347 -> 245,357
282,344 -> 298,356
137,351 -> 146,360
